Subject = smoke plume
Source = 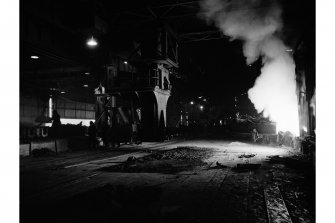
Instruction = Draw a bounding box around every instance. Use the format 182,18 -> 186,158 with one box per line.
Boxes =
200,0 -> 299,135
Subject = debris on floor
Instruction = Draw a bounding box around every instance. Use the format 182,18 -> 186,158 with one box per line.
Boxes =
98,147 -> 212,174
238,153 -> 256,158
126,156 -> 137,162
21,140 -> 315,223
149,146 -> 212,161
264,184 -> 293,223
208,161 -> 228,169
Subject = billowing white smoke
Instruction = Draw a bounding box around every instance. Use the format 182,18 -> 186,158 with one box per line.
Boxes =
200,0 -> 299,135
248,38 -> 299,135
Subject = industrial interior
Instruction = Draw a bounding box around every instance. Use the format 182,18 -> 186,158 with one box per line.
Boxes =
20,0 -> 315,222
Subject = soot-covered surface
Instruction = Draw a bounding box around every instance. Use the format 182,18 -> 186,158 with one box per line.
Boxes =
98,147 -> 213,174
20,141 -> 315,223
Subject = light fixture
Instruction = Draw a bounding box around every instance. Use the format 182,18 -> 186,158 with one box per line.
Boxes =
124,61 -> 128,64
203,98 -> 207,102
86,36 -> 98,47
190,101 -> 194,105
200,105 -> 204,110
84,72 -> 90,75
61,91 -> 66,94
83,84 -> 88,87
49,97 -> 53,118
31,55 -> 39,59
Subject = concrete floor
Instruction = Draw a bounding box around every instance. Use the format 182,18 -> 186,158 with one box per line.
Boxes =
20,139 -> 315,223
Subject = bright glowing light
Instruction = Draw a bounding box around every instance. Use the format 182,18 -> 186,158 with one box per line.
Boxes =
49,97 -> 52,118
45,119 -> 95,127
302,126 -> 307,132
86,37 -> 98,47
31,55 -> 39,59
190,101 -> 194,105
200,105 -> 204,110
124,61 -> 128,64
203,98 -> 207,102
248,55 -> 299,135
61,91 -> 66,94
83,84 -> 88,87
85,72 -> 90,75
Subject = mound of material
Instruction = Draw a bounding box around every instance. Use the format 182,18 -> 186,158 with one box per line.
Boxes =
238,153 -> 256,158
98,147 -> 212,174
146,147 -> 212,161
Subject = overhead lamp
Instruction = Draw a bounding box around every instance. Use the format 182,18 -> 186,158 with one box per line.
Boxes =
200,105 -> 204,110
124,61 -> 128,64
86,36 -> 98,47
31,55 -> 39,59
190,101 -> 194,105
84,72 -> 90,75
83,84 -> 88,88
61,91 -> 66,94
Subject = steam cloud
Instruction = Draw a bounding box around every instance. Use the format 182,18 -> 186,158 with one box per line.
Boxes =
200,0 -> 299,135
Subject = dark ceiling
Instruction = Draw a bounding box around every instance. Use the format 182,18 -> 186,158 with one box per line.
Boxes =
20,0 -> 315,106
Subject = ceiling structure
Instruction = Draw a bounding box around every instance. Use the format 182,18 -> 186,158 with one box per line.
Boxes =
20,0 -> 223,102
20,0 -> 315,105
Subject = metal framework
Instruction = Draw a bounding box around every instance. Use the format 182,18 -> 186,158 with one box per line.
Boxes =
105,1 -> 226,43
179,30 -> 227,42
